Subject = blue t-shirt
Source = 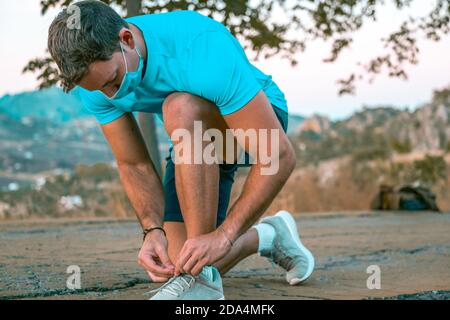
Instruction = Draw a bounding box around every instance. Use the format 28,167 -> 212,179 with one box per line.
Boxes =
74,10 -> 288,125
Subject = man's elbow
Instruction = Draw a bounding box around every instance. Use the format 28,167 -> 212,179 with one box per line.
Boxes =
280,142 -> 296,176
261,140 -> 295,178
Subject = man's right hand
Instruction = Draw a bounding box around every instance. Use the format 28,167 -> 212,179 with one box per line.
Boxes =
138,229 -> 175,282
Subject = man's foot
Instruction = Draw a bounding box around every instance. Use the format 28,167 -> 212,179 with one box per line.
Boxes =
147,266 -> 225,300
256,210 -> 315,285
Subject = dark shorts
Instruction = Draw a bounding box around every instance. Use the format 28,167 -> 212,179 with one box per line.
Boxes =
163,105 -> 288,227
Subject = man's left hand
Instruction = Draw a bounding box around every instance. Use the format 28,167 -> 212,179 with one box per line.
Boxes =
175,228 -> 232,276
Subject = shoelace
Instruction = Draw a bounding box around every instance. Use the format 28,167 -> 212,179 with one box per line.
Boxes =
268,235 -> 311,272
145,274 -> 195,297
269,242 -> 296,271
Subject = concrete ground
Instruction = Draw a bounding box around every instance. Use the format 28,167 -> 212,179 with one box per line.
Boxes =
0,211 -> 449,300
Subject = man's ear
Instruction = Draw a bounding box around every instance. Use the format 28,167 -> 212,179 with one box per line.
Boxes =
118,27 -> 135,50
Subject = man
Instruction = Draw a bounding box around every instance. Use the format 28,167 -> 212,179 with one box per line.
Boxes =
48,0 -> 315,300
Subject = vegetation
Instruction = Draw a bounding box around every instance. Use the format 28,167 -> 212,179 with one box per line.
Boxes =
24,0 -> 450,96
390,138 -> 412,154
412,155 -> 448,186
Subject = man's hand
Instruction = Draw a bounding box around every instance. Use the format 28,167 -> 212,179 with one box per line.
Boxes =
138,230 -> 175,282
175,228 -> 232,276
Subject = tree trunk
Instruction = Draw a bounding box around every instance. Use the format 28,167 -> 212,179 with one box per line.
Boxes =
126,0 -> 163,178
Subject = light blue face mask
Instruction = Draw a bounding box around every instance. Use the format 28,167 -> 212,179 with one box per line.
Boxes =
106,38 -> 144,100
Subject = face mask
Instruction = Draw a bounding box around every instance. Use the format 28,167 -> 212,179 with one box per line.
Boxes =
106,38 -> 144,100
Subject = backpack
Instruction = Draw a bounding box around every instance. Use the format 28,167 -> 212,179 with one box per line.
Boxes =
370,184 -> 440,212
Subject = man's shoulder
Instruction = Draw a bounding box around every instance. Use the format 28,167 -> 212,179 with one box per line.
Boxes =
125,10 -> 224,36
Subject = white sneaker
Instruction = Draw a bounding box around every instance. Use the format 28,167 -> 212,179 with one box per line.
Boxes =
147,266 -> 225,300
258,210 -> 315,285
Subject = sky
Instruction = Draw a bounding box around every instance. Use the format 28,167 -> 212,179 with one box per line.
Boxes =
0,0 -> 449,120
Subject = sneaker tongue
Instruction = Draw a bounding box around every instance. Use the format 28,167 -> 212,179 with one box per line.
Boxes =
199,266 -> 214,282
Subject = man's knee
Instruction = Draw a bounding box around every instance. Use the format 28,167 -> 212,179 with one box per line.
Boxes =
162,92 -> 209,134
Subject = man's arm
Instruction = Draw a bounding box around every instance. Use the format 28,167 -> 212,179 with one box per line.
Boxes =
176,90 -> 296,275
101,113 -> 174,281
219,90 -> 296,242
101,112 -> 164,230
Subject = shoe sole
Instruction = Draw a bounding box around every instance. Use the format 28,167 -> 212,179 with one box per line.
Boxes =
262,211 -> 315,285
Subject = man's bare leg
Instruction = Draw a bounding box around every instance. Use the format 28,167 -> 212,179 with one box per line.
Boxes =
162,92 -> 259,276
159,93 -> 313,287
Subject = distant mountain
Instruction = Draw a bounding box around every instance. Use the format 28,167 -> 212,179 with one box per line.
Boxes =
384,89 -> 450,151
0,86 -> 305,130
5,84 -> 450,173
292,87 -> 450,164
0,88 -> 112,178
0,87 -> 305,178
0,87 -> 89,123
296,106 -> 402,136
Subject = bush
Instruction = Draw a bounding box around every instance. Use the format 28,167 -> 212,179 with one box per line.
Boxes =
352,146 -> 390,163
74,163 -> 117,183
412,155 -> 447,185
390,138 -> 412,154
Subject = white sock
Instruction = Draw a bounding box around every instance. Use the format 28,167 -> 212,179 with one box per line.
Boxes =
253,223 -> 276,254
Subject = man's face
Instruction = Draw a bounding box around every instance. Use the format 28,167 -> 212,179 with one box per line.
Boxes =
78,30 -> 140,97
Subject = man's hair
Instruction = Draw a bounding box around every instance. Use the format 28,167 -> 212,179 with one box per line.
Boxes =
48,0 -> 128,92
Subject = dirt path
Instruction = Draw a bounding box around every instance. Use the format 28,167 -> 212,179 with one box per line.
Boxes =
1,211 -> 449,300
